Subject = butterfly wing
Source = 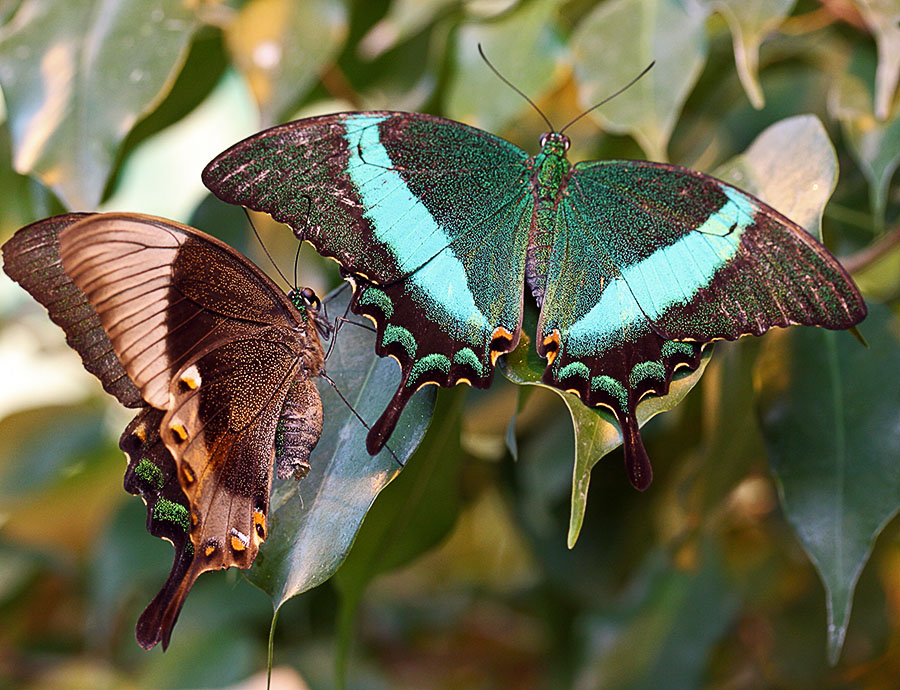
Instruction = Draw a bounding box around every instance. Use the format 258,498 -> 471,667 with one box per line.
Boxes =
1,214 -> 143,407
535,160 -> 866,488
560,160 -> 867,340
57,213 -> 325,647
120,407 -> 195,650
203,112 -> 534,452
534,196 -> 704,488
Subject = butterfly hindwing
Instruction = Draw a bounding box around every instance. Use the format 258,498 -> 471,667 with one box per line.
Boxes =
120,407 -> 195,650
540,327 -> 704,489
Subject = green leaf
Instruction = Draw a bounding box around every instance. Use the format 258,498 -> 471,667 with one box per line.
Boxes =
247,286 -> 436,607
693,339 -> 768,518
225,0 -> 348,126
571,0 -> 710,161
705,0 -> 797,109
1,1 -> 23,26
359,0 -> 518,59
101,69 -> 258,223
713,114 -> 837,238
359,0 -> 458,59
446,0 -> 564,132
502,303 -> 711,548
0,0 -> 198,209
829,71 -> 900,228
0,118 -> 38,237
850,0 -> 900,121
756,303 -> 900,664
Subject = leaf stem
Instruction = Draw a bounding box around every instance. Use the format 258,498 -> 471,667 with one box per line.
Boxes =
842,224 -> 900,274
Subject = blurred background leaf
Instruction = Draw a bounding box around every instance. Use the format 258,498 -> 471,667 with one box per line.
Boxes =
1,0 -> 899,688
225,0 -> 348,126
757,303 -> 900,664
0,0 -> 199,209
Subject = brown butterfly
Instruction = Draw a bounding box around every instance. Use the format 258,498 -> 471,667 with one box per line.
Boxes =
2,212 -> 330,649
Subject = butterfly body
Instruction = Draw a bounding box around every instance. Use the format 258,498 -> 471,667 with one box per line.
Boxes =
3,213 -> 329,648
203,111 -> 867,489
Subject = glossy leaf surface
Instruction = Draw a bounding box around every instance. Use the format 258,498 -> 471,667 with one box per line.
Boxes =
225,0 -> 348,126
571,0 -> 709,160
248,286 -> 436,606
757,304 -> 900,663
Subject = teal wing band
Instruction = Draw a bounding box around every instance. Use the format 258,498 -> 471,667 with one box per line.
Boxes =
563,160 -> 867,341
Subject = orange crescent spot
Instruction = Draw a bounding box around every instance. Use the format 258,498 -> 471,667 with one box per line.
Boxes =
490,326 -> 516,365
542,330 -> 560,366
180,374 -> 199,390
171,424 -> 188,442
253,510 -> 267,540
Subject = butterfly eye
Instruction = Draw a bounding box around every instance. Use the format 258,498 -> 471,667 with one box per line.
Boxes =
539,133 -> 549,148
300,287 -> 320,309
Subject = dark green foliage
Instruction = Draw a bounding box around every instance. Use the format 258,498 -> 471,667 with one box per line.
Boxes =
0,1 -> 898,688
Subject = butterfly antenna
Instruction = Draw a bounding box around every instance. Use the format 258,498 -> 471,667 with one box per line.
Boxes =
559,61 -> 655,134
320,372 -> 404,468
243,208 -> 292,289
478,43 -> 554,132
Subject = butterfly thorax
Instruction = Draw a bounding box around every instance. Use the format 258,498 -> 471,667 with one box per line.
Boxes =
287,288 -> 327,376
526,132 -> 573,305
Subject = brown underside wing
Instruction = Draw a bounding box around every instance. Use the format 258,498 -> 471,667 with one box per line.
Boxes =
2,213 -> 330,649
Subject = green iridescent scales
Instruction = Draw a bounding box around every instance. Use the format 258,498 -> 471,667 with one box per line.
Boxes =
202,111 -> 867,490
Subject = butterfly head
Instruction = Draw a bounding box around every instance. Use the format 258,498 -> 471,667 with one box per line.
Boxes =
539,131 -> 570,155
289,287 -> 333,339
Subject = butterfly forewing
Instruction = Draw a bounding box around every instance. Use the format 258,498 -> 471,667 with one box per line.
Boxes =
1,214 -> 144,407
559,160 -> 867,341
202,111 -> 531,283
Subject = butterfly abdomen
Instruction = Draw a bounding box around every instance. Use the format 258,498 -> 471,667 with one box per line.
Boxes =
275,378 -> 324,480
